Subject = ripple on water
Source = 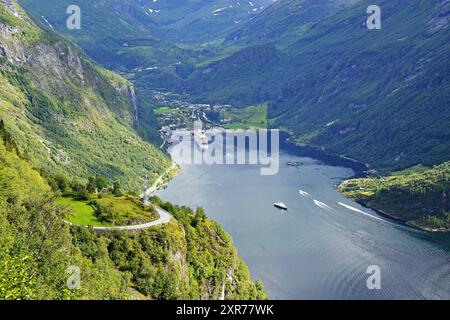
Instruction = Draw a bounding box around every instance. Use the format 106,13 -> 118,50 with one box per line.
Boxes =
157,140 -> 450,299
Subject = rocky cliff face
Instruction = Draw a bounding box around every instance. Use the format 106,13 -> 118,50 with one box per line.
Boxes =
0,0 -> 170,188
0,17 -> 135,122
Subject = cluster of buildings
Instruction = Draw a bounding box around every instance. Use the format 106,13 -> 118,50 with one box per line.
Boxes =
151,90 -> 236,147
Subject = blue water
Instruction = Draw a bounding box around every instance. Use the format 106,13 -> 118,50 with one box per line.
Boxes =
156,135 -> 450,299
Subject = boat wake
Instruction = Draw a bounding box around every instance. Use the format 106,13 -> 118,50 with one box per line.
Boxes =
299,190 -> 310,197
314,200 -> 332,210
338,202 -> 385,222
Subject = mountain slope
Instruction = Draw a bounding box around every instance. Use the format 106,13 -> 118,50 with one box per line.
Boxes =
18,0 -> 194,72
340,162 -> 450,231
18,0 -> 274,74
225,0 -> 360,47
20,0 -> 274,46
0,0 -> 170,189
0,128 -> 266,299
0,0 -> 266,300
185,0 -> 450,172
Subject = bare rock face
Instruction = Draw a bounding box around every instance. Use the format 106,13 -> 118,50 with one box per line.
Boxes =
65,45 -> 85,81
0,44 -> 5,57
0,22 -> 28,63
0,0 -> 21,17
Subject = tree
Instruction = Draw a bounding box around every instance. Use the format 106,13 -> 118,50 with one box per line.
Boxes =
87,177 -> 97,193
0,119 -> 17,152
193,207 -> 207,227
95,176 -> 109,190
112,181 -> 122,196
46,177 -> 60,193
53,174 -> 69,193
72,182 -> 90,201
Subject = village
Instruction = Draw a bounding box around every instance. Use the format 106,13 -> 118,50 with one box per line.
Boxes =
150,90 -> 233,147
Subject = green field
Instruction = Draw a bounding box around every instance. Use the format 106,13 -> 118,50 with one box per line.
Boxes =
222,103 -> 268,130
57,194 -> 158,227
93,194 -> 157,225
57,195 -> 104,227
154,106 -> 180,115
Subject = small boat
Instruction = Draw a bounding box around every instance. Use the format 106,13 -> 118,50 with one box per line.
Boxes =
274,202 -> 288,210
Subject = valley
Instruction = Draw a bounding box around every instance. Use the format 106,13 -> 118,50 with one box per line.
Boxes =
1,0 -> 449,301
0,0 -> 266,300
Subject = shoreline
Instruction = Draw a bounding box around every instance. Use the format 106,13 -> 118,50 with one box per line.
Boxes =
156,128 -> 444,234
354,200 -> 450,234
141,162 -> 179,199
279,131 -> 369,178
278,131 -> 450,234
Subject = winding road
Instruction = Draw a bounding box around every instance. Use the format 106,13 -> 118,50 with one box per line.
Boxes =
69,164 -> 177,231
88,163 -> 178,231
140,163 -> 177,198
90,206 -> 172,231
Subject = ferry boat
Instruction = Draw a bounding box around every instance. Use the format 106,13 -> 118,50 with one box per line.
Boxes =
194,129 -> 209,148
274,202 -> 288,210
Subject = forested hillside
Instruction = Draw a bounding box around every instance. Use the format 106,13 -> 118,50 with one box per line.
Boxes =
0,0 -> 170,189
18,0 -> 450,173
225,0 -> 360,47
185,0 -> 450,172
340,162 -> 450,231
0,128 -> 129,299
0,117 -> 265,300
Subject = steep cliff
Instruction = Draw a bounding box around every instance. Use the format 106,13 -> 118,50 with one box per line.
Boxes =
0,0 -> 170,189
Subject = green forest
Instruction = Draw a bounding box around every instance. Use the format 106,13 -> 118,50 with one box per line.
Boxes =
0,128 -> 266,299
1,0 -> 449,302
0,1 -> 266,300
340,163 -> 450,231
0,2 -> 171,190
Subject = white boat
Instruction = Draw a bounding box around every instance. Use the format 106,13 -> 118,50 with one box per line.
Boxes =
194,129 -> 210,148
274,202 -> 288,210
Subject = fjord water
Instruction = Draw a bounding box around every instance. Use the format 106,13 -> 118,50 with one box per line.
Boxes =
156,135 -> 450,299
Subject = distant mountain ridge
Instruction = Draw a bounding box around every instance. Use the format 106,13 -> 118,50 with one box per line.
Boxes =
17,0 -> 450,173
184,0 -> 450,172
225,0 -> 360,47
18,0 -> 275,71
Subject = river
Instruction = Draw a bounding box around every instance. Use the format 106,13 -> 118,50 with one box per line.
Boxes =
156,131 -> 450,299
